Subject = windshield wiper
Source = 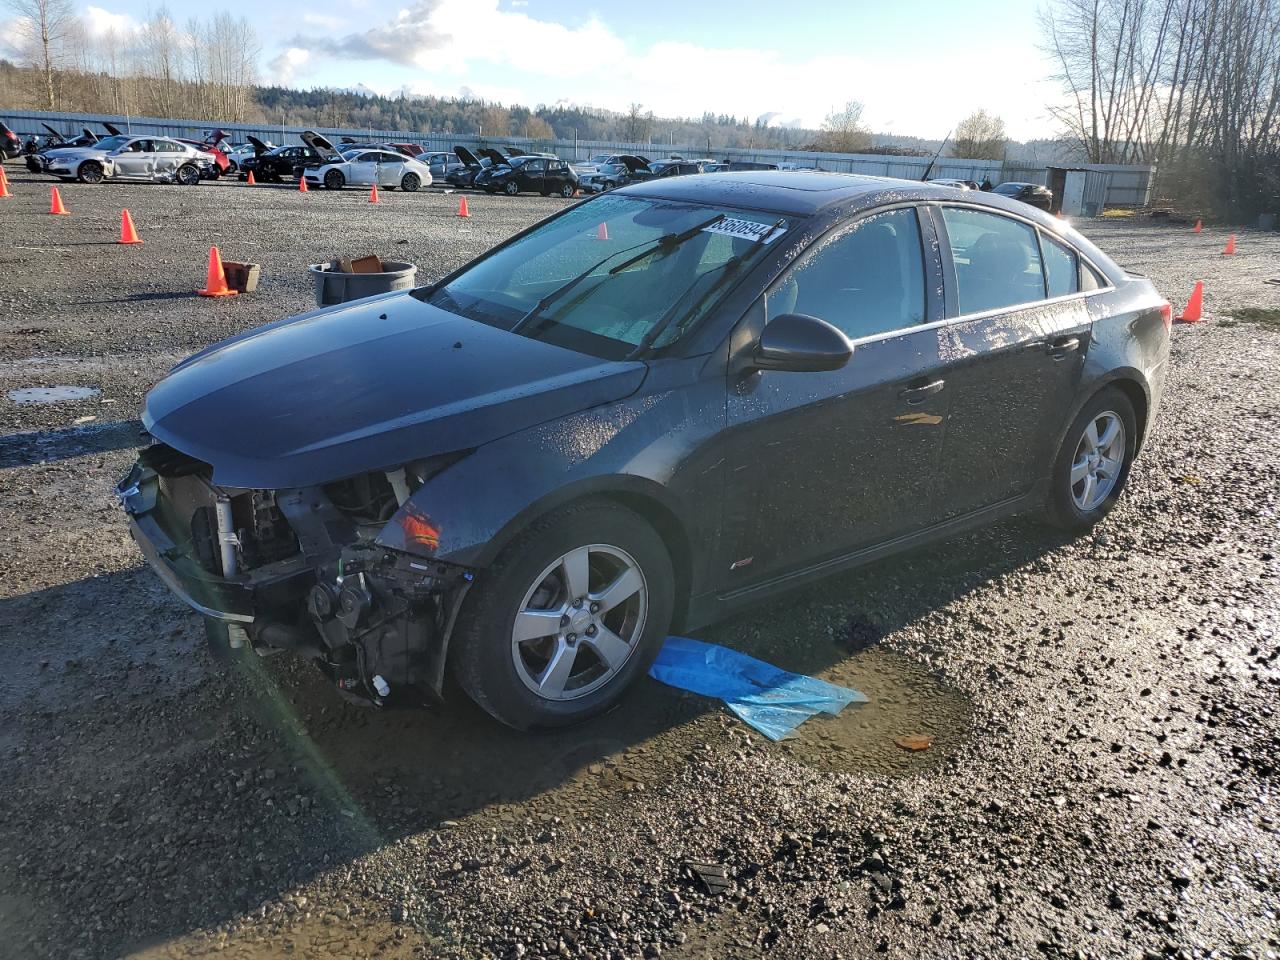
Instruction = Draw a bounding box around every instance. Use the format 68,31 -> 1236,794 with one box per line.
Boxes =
511,213 -> 727,334
628,217 -> 787,358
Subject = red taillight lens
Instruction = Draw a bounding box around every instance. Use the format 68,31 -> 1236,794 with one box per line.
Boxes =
1159,302 -> 1172,331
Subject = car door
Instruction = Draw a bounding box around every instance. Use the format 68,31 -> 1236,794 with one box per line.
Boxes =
345,152 -> 378,185
114,139 -> 152,178
517,158 -> 546,192
375,151 -> 404,186
930,205 -> 1092,518
721,205 -> 951,590
153,140 -> 184,177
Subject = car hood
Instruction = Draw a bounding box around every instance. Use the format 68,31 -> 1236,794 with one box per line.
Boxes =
142,293 -> 648,489
44,146 -> 107,162
300,129 -> 342,161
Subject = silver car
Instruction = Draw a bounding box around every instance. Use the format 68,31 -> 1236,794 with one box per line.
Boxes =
38,134 -> 214,185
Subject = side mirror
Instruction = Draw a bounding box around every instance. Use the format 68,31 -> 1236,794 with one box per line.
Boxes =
752,313 -> 853,373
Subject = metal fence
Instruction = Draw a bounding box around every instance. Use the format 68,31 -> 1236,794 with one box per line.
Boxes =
1,108 -> 1155,207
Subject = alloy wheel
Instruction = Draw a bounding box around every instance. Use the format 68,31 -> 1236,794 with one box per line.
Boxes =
1070,411 -> 1125,511
511,544 -> 648,701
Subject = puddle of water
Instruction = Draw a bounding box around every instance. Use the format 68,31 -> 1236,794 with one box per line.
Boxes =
778,649 -> 972,776
7,385 -> 100,405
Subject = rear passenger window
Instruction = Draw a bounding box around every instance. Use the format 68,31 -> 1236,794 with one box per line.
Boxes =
1080,262 -> 1108,291
941,208 -> 1045,314
1041,234 -> 1079,297
767,207 -> 926,339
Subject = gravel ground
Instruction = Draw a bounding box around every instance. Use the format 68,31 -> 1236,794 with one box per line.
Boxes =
1,165 -> 1278,960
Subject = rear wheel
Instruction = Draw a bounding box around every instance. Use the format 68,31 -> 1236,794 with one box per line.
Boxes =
1044,386 -> 1137,531
453,500 -> 673,730
324,169 -> 344,190
176,163 -> 201,186
400,172 -> 421,192
78,161 -> 103,184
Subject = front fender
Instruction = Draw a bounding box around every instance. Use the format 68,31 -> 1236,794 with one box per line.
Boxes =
375,357 -> 728,589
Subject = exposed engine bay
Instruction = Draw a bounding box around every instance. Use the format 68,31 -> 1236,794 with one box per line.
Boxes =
118,441 -> 472,707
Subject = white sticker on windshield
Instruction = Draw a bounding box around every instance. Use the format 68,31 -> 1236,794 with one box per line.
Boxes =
703,218 -> 786,244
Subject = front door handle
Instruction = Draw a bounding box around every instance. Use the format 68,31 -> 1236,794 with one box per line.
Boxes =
1047,336 -> 1081,359
898,379 -> 945,404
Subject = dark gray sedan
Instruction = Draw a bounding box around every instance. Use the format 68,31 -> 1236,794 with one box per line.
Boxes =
118,173 -> 1170,729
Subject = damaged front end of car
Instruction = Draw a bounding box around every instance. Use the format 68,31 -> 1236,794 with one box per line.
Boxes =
117,442 -> 474,707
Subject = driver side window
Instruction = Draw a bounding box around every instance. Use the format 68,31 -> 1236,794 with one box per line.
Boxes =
766,207 -> 927,340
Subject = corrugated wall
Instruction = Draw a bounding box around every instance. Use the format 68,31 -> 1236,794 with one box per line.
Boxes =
1,108 -> 1154,207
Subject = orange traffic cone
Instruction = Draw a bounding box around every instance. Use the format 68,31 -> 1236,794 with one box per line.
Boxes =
369,184 -> 380,204
49,187 -> 69,215
197,246 -> 237,297
596,221 -> 609,240
457,196 -> 470,217
0,167 -> 10,199
246,170 -> 256,185
1223,234 -> 1236,255
1192,219 -> 1202,233
298,175 -> 308,193
118,208 -> 142,245
1176,281 -> 1204,323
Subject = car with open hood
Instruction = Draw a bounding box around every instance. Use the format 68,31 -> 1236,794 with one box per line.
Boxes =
298,132 -> 432,191
444,145 -> 500,188
237,136 -> 321,182
473,154 -> 578,197
34,134 -> 215,185
0,121 -> 22,159
24,124 -> 100,171
576,154 -> 652,193
118,172 -> 1170,731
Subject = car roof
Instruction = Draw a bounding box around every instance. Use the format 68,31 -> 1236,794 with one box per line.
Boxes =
619,171 -> 1073,221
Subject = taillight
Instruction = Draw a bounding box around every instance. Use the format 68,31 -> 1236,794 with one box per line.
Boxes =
1159,302 -> 1172,331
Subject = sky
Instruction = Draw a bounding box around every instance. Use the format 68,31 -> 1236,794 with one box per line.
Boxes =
40,0 -> 1064,140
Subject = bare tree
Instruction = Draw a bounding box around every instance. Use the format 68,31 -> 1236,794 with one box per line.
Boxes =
815,101 -> 871,153
4,0 -> 77,108
952,109 -> 1007,160
623,103 -> 653,143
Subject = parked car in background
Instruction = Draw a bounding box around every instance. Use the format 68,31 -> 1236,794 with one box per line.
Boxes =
474,155 -> 578,196
238,137 -> 320,182
304,144 -> 433,192
577,155 -> 651,192
646,159 -> 706,179
225,142 -> 270,173
176,138 -> 229,179
929,178 -> 980,190
34,134 -> 213,185
993,181 -> 1054,211
416,151 -> 464,180
25,125 -> 99,171
445,146 -> 492,188
118,172 -> 1169,730
1,121 -> 24,158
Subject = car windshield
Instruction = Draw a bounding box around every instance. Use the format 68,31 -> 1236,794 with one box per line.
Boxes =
423,196 -> 790,359
95,135 -> 130,151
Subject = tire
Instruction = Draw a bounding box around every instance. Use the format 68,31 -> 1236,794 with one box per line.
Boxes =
561,183 -> 575,198
1043,386 -> 1137,531
176,164 -> 201,186
503,181 -> 519,196
400,172 -> 421,192
324,169 -> 344,190
453,500 -> 674,730
78,161 -> 103,184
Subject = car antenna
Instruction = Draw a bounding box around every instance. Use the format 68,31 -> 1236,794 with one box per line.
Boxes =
921,129 -> 952,182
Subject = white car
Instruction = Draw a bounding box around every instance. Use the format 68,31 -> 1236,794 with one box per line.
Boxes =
36,134 -> 215,185
225,142 -> 270,173
300,131 -> 432,192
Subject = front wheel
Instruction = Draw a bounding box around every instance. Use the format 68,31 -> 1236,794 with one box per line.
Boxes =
78,161 -> 104,184
175,163 -> 201,186
503,181 -> 519,196
324,169 -> 344,190
1044,386 -> 1137,531
561,183 -> 576,198
452,500 -> 674,730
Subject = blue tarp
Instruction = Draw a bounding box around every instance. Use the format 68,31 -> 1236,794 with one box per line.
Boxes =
649,636 -> 868,741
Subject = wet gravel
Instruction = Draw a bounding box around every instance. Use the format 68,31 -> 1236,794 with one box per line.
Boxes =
1,165 -> 1278,959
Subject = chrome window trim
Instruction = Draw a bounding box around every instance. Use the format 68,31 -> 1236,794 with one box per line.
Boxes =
759,198 -> 1118,353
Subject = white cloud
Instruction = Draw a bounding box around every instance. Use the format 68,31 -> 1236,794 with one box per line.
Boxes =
284,0 -> 1060,138
268,46 -> 312,84
0,16 -> 27,58
83,5 -> 138,38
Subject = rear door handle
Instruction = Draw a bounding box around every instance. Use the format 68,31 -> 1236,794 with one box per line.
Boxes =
1047,336 -> 1081,359
898,379 -> 945,404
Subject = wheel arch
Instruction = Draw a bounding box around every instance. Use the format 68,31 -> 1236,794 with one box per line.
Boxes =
1052,370 -> 1152,465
